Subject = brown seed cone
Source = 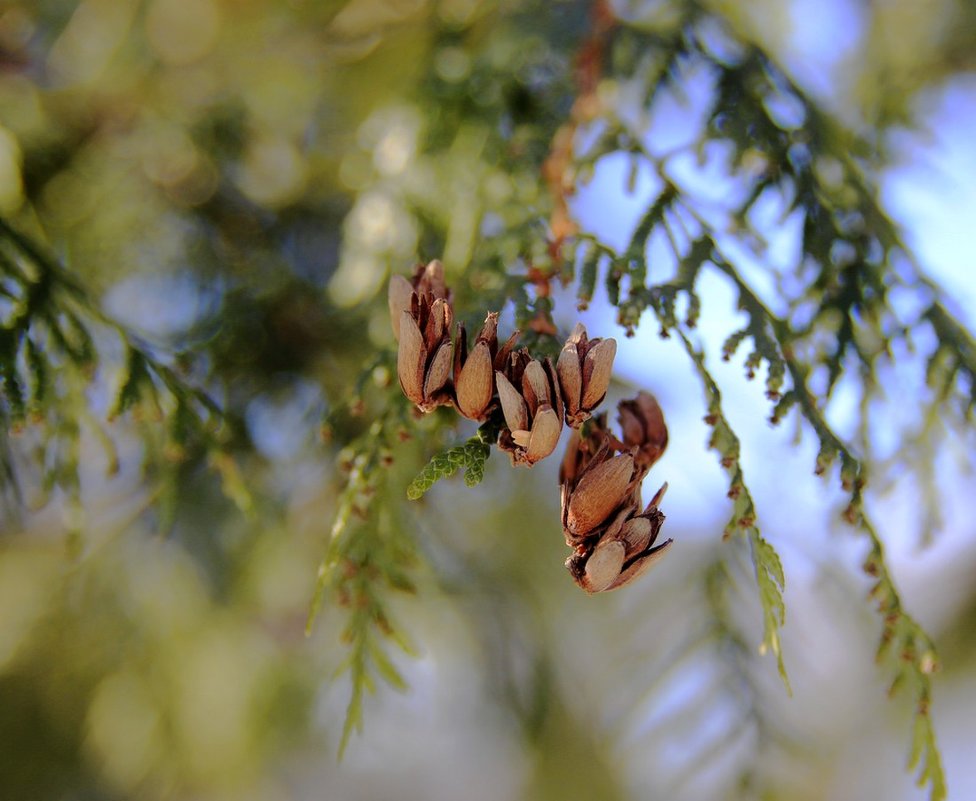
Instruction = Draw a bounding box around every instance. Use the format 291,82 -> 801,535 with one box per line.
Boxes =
566,504 -> 671,593
556,323 -> 617,428
566,483 -> 670,593
559,391 -> 673,593
558,413 -> 626,488
452,313 -> 520,421
562,450 -> 638,541
617,391 -> 668,469
396,293 -> 454,412
559,426 -> 646,544
495,349 -> 564,467
389,260 -> 451,340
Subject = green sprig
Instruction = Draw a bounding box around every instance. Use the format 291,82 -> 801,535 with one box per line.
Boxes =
678,331 -> 791,690
406,422 -> 498,499
307,410 -> 419,758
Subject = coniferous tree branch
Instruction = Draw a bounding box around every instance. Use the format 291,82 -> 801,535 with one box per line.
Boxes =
312,4 -> 962,790
307,386 -> 421,756
3,3 -> 970,795
0,217 -> 231,537
543,7 -> 955,797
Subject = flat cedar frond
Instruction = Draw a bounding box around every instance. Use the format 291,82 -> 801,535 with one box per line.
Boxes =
307,406 -> 419,756
924,302 -> 976,418
689,561 -> 805,796
677,331 -> 790,691
0,218 -> 229,540
858,499 -> 946,800
331,525 -> 416,759
406,421 -> 497,499
749,530 -> 789,691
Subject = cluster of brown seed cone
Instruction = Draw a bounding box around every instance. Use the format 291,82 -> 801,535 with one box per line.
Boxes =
390,260 -> 672,593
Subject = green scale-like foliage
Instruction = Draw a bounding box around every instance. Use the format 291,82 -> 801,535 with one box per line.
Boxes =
0,217 -> 230,540
2,2 -> 973,798
406,422 -> 497,498
309,7 -> 962,798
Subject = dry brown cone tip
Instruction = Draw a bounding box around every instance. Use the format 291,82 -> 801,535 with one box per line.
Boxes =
453,312 -> 519,422
556,323 -> 617,428
388,259 -> 450,340
396,291 -> 454,413
496,349 -> 564,467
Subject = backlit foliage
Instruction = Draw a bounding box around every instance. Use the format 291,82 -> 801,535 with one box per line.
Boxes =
2,0 -> 973,798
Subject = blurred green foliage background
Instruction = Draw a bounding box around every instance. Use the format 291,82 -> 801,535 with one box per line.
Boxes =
1,1 -> 975,800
